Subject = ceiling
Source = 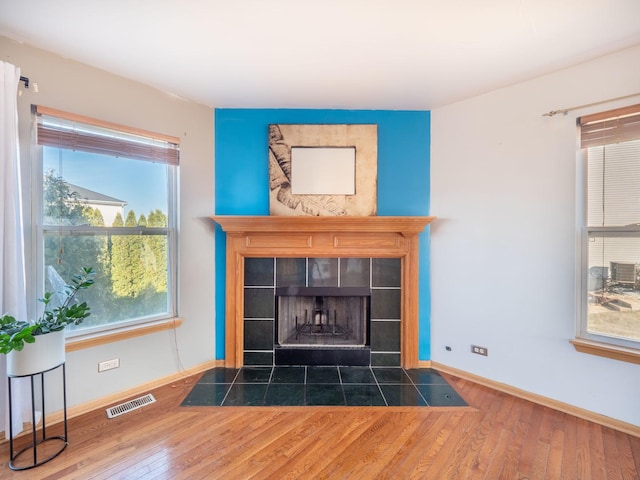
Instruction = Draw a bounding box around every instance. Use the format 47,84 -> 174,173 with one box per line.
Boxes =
1,0 -> 639,110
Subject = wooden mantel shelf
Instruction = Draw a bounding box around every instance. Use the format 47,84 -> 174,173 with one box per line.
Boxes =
211,215 -> 435,368
211,215 -> 435,234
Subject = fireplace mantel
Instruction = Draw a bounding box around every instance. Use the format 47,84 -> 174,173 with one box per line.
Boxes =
211,215 -> 435,368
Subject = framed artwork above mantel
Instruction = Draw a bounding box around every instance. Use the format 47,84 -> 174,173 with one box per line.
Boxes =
268,124 -> 378,216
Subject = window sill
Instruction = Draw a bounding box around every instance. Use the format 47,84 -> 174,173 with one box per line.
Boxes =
65,317 -> 184,352
570,338 -> 640,365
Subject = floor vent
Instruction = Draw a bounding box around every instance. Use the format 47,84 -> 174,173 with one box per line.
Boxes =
106,393 -> 156,419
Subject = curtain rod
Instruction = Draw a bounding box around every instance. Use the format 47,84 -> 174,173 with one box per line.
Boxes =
19,75 -> 29,88
542,92 -> 640,117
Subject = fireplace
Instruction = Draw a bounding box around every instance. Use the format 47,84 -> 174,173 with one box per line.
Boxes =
276,287 -> 370,347
274,281 -> 373,365
212,215 -> 435,368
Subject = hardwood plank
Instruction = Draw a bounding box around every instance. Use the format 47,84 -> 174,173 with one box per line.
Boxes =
472,391 -> 518,476
93,410 -> 241,479
331,411 -> 425,479
561,414 -> 579,480
270,409 -> 383,480
588,421 -> 607,479
409,407 -> 481,478
482,427 -> 518,479
601,427 -> 623,480
529,440 -> 550,479
576,418 -> 593,480
373,412 -> 455,478
516,399 -> 546,477
628,434 -> 640,467
169,410 -> 312,477
621,431 -> 640,479
497,394 -> 535,480
545,410 -> 566,479
229,411 -> 362,479
440,389 -> 512,478
311,411 -> 407,478
481,394 -> 525,478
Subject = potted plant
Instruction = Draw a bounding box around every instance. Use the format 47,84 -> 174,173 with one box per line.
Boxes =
0,267 -> 95,375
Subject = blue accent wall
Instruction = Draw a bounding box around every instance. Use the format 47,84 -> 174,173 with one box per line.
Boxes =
214,109 -> 431,360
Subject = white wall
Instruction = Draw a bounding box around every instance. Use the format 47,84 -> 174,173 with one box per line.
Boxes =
1,36 -> 216,409
431,44 -> 640,426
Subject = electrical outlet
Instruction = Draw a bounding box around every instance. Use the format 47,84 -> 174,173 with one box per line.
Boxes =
471,345 -> 488,356
98,358 -> 120,372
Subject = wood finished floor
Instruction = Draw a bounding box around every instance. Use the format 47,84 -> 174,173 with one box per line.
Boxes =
1,371 -> 639,479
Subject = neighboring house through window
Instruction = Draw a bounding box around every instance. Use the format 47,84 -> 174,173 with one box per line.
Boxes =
577,104 -> 640,360
34,106 -> 179,336
65,182 -> 127,227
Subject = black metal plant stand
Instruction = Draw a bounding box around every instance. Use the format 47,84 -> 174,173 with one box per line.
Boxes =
7,362 -> 68,470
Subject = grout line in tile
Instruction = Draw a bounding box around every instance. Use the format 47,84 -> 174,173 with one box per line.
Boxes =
261,367 -> 273,404
340,368 -> 347,405
220,370 -> 239,406
371,366 -> 389,406
336,366 -> 347,405
405,368 -> 430,406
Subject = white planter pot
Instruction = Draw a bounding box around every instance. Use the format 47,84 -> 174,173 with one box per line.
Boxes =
7,330 -> 66,376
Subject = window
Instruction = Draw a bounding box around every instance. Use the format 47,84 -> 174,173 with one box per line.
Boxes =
578,104 -> 640,355
34,106 -> 179,336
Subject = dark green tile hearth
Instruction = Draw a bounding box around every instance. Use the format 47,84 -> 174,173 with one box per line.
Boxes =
181,383 -> 229,406
306,384 -> 345,405
271,366 -> 305,383
372,367 -> 413,384
306,366 -> 340,384
405,368 -> 449,385
265,384 -> 306,406
198,368 -> 239,384
223,383 -> 269,406
380,384 -> 428,406
235,367 -> 272,383
182,367 -> 468,408
343,384 -> 385,406
339,366 -> 376,384
417,384 -> 468,407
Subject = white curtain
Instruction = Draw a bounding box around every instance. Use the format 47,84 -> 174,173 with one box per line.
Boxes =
0,61 -> 30,438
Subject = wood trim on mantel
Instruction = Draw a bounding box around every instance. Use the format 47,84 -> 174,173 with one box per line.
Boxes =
211,215 -> 435,369
211,215 -> 434,235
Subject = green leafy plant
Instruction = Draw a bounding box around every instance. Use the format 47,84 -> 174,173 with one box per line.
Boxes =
0,267 -> 95,354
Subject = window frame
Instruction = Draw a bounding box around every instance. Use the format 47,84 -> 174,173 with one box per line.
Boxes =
31,106 -> 180,341
575,104 -> 640,363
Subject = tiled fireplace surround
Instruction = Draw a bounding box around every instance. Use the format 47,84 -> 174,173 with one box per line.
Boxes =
245,256 -> 401,367
212,216 -> 435,369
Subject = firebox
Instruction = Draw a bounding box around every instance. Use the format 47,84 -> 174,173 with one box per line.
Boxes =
275,286 -> 371,365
